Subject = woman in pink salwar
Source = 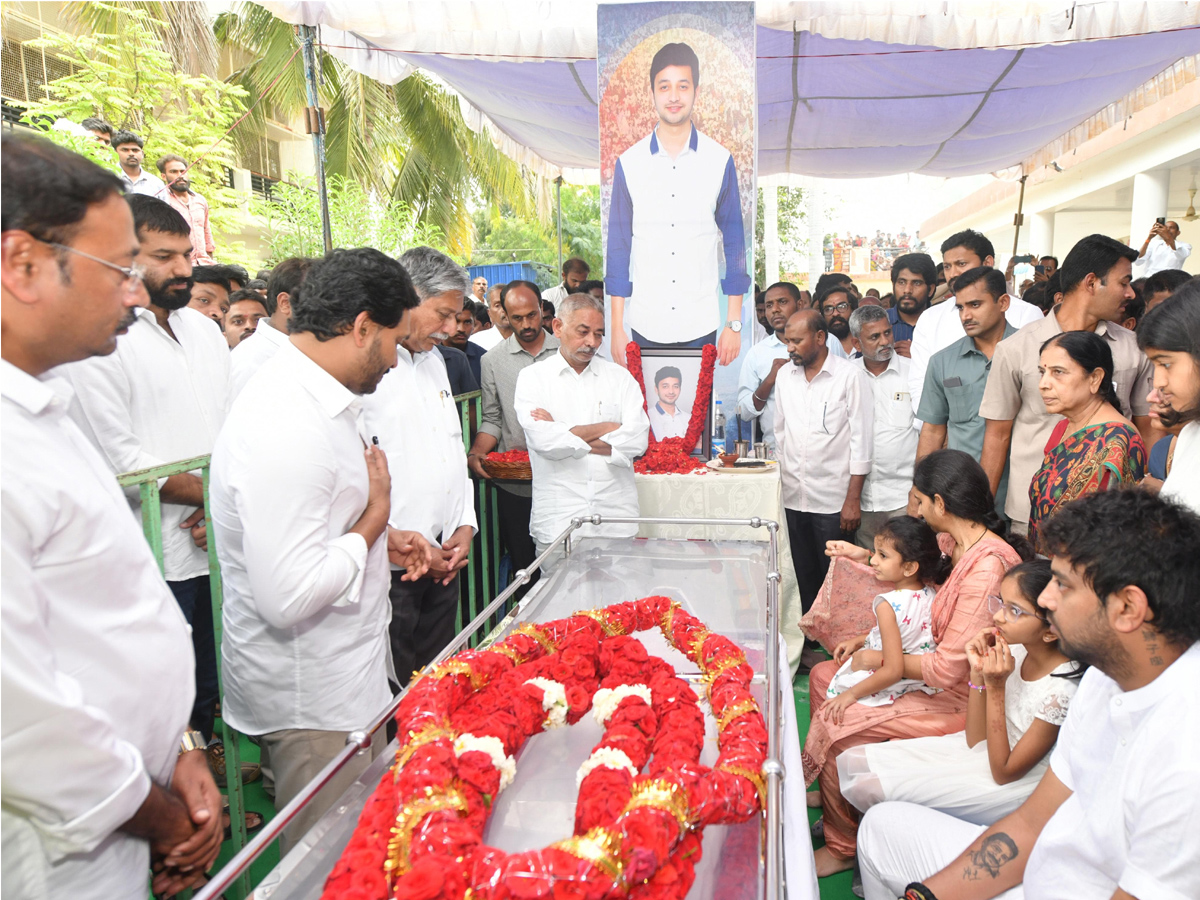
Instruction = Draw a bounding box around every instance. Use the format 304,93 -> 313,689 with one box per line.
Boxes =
806,450 -> 1031,877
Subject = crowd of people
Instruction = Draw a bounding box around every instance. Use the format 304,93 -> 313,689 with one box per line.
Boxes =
3,129 -> 1198,900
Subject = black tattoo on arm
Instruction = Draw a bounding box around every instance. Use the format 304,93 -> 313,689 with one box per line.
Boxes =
962,833 -> 1020,881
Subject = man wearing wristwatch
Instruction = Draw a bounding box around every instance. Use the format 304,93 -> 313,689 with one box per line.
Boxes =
605,41 -> 750,367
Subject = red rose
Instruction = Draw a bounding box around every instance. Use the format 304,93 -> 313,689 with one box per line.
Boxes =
394,857 -> 445,900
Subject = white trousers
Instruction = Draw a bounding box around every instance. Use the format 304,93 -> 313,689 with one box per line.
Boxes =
858,802 -> 1025,900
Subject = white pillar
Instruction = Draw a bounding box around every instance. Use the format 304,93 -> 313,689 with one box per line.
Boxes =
1129,170 -> 1170,247
1029,211 -> 1056,258
764,185 -> 780,287
807,179 -> 825,294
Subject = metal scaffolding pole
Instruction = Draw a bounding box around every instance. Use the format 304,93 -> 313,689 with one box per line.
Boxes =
555,175 -> 564,274
1011,174 -> 1029,258
298,24 -> 332,255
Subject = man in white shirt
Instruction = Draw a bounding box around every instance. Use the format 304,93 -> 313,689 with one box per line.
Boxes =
112,130 -> 165,196
60,194 -> 230,748
542,256 -> 591,305
1133,219 -> 1191,278
229,256 -> 313,399
607,42 -> 750,366
470,283 -> 513,352
817,283 -> 860,358
363,247 -> 477,687
471,274 -> 487,302
211,247 -> 433,852
775,309 -> 873,612
2,133 -> 219,900
858,489 -> 1200,900
909,230 -> 1043,415
849,306 -> 916,549
737,281 -> 799,451
647,364 -> 690,440
516,293 -> 650,563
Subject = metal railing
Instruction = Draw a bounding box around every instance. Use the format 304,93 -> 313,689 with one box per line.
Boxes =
195,515 -> 785,900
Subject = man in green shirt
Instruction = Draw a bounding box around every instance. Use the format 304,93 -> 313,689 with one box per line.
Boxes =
916,267 -> 1015,513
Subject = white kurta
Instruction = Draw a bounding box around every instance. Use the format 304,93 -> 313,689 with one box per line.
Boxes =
1,361 -> 193,900
229,316 -> 290,399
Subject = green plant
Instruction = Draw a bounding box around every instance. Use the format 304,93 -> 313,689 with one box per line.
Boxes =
755,186 -> 807,287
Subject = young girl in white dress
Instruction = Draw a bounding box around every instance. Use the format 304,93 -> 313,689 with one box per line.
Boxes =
815,516 -> 953,728
838,559 -> 1081,825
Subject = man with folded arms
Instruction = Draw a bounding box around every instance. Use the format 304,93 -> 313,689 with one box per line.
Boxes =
2,134 -> 219,899
210,248 -> 432,851
515,293 -> 649,566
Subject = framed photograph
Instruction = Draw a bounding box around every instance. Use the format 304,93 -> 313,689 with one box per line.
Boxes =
639,348 -> 711,458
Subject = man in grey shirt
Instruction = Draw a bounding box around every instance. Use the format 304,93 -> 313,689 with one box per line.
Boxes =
467,281 -> 559,598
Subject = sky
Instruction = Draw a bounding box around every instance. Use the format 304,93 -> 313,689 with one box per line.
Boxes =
819,172 -> 996,242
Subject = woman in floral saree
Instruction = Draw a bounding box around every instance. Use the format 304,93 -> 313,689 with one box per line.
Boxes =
1028,331 -> 1147,548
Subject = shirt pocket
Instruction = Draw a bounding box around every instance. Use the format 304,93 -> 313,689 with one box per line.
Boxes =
884,392 -> 913,428
813,399 -> 847,435
946,383 -> 981,426
598,401 -> 621,423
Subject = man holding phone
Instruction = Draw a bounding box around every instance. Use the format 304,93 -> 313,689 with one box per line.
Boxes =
1134,218 -> 1191,278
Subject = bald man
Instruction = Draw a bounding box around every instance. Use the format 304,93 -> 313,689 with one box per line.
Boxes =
774,310 -> 873,619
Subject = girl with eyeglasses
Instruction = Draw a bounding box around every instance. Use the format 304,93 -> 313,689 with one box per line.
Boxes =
838,559 -> 1081,826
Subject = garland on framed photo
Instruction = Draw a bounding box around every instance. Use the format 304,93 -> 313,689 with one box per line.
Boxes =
626,343 -> 717,475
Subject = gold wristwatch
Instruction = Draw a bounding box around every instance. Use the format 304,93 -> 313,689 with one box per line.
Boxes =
179,729 -> 207,755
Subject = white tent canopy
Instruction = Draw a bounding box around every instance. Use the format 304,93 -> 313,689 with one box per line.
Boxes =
261,1 -> 1200,180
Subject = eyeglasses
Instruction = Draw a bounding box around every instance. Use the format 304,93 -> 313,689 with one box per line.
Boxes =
39,240 -> 145,293
822,301 -> 852,314
986,595 -> 1046,622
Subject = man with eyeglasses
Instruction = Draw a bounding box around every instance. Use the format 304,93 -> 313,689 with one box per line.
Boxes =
59,194 -> 231,767
2,134 -> 220,898
817,283 -> 860,358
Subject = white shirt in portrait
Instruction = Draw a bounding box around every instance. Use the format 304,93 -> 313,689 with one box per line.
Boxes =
648,400 -> 690,441
515,352 -> 649,544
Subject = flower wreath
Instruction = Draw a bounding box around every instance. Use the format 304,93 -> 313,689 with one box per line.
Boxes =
321,596 -> 767,900
626,343 -> 717,475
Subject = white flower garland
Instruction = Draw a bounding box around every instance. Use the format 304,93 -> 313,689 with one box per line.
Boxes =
576,746 -> 638,787
453,732 -> 517,792
524,677 -> 568,729
591,683 -> 653,726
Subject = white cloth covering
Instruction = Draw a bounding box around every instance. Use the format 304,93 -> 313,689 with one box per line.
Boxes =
774,353 -> 873,514
515,351 -> 649,544
469,326 -> 506,352
1161,421 -> 1200,516
361,345 -> 476,549
229,317 -> 290,399
853,353 -> 918,513
1,361 -> 194,900
210,342 -> 392,735
840,644 -> 1078,825
907,293 -> 1042,416
826,588 -> 939,706
57,305 -> 230,582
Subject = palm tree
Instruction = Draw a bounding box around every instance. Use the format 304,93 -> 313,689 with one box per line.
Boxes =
214,2 -> 535,256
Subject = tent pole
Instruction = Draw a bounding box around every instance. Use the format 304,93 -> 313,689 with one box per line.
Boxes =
555,175 -> 564,275
299,24 -> 333,255
1010,174 -> 1028,258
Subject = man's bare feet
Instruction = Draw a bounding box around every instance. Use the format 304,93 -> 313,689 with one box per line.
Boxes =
813,845 -> 855,878
806,788 -> 823,808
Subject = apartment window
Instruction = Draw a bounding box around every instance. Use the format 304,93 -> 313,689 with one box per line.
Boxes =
0,16 -> 74,107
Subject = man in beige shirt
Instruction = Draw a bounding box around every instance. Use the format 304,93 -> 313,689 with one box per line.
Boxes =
979,234 -> 1153,530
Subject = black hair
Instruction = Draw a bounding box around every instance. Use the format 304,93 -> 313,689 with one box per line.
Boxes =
1040,490 -> 1200,648
264,257 -> 315,316
654,365 -> 682,387
1138,283 -> 1200,425
562,256 -> 590,277
1006,559 -> 1053,609
81,117 -> 113,138
816,283 -> 857,313
155,153 -> 187,174
191,265 -> 232,293
2,132 -> 125,249
1039,331 -> 1119,409
814,272 -> 851,298
256,268 -> 273,281
940,229 -> 995,263
1040,255 -> 1059,267
500,279 -> 542,310
1143,268 -> 1191,299
246,278 -> 267,292
473,301 -> 490,326
876,516 -> 953,585
227,288 -> 266,310
289,247 -> 420,341
223,264 -> 250,287
1120,291 -> 1145,329
1021,282 -> 1055,315
579,279 -> 605,296
950,266 -> 1007,302
111,130 -> 144,149
1058,234 -> 1137,295
541,299 -> 556,319
765,281 -> 803,303
127,193 -> 189,238
890,253 -> 936,289
913,449 -> 1033,560
650,42 -> 699,89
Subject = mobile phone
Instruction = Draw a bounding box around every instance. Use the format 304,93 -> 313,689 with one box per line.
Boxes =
1156,217 -> 1167,226
1013,254 -> 1033,264
1034,265 -> 1045,275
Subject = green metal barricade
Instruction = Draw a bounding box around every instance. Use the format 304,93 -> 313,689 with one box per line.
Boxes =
455,391 -> 505,645
116,455 -> 251,900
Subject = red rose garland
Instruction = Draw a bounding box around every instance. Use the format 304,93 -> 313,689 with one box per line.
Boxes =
320,597 -> 767,900
485,450 -> 530,463
627,343 -> 717,475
